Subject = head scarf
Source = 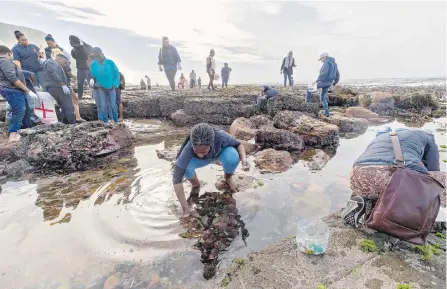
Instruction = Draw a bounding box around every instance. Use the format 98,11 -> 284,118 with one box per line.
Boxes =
190,123 -> 215,147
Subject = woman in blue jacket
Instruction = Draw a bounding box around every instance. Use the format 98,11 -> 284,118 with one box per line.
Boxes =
90,47 -> 120,123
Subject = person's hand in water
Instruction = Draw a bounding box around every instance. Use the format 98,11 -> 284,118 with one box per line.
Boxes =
241,159 -> 250,171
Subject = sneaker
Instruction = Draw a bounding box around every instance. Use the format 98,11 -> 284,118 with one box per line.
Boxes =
342,196 -> 366,228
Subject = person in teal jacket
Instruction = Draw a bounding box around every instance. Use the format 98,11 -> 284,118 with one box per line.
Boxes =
90,47 -> 120,122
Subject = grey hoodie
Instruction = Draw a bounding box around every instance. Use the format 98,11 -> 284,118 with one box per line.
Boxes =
0,57 -> 25,90
42,59 -> 67,88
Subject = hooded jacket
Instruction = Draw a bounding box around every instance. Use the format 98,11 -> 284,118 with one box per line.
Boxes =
316,56 -> 340,86
69,35 -> 93,70
0,57 -> 26,90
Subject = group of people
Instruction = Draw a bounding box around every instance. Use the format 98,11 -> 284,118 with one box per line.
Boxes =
158,37 -> 232,91
0,30 -> 125,142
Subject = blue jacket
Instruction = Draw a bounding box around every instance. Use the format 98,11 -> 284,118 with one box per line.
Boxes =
11,43 -> 44,72
158,45 -> 181,71
353,129 -> 440,174
316,57 -> 340,85
90,58 -> 120,89
263,85 -> 280,99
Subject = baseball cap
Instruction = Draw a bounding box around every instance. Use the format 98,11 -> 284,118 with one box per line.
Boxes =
318,52 -> 329,60
92,47 -> 103,56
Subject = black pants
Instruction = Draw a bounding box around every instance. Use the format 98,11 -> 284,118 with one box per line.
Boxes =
77,68 -> 90,99
164,70 -> 177,91
47,86 -> 76,124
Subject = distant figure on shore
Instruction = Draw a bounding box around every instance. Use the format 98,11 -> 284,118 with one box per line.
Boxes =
305,52 -> 340,117
173,123 -> 250,214
116,72 -> 125,121
69,35 -> 93,99
158,36 -> 181,91
344,128 -> 445,228
0,45 -> 38,142
206,49 -> 216,91
57,54 -> 85,123
189,70 -> 196,88
221,63 -> 232,88
90,47 -> 120,123
178,73 -> 186,89
12,30 -> 45,87
44,34 -> 71,61
256,85 -> 280,105
140,79 -> 146,90
42,54 -> 76,124
145,75 -> 151,90
280,51 -> 296,87
198,77 -> 202,89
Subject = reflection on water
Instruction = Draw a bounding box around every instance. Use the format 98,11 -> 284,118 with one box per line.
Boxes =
0,119 -> 445,288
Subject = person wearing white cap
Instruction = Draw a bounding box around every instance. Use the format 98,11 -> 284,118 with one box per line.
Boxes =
306,52 -> 340,117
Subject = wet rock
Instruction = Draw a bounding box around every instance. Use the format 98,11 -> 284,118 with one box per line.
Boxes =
215,174 -> 255,192
266,94 -> 320,117
254,149 -> 294,173
273,111 -> 339,148
2,159 -> 32,179
320,112 -> 369,134
15,121 -> 134,171
239,140 -> 258,154
255,127 -> 304,152
0,139 -> 19,163
229,118 -> 257,140
309,90 -> 358,107
345,107 -> 392,124
159,95 -> 185,117
300,149 -> 331,170
78,99 -> 98,121
394,93 -> 439,112
156,145 -> 179,163
123,94 -> 161,118
367,91 -> 395,113
171,109 -> 199,126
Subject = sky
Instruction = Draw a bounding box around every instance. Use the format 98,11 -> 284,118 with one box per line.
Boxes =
0,0 -> 445,85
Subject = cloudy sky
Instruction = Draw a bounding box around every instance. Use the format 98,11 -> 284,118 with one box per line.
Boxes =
0,0 -> 445,85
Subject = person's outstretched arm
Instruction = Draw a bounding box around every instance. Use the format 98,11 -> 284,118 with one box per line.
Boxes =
173,143 -> 194,213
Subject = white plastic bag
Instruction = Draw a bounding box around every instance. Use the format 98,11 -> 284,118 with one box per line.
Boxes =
34,91 -> 58,124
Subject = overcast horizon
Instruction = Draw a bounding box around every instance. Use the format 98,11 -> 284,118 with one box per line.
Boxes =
0,0 -> 445,85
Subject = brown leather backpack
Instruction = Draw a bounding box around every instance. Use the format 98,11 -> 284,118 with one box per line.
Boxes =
366,132 -> 444,245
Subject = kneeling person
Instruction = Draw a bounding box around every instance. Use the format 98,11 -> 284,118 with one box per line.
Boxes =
173,123 -> 250,213
42,54 -> 75,124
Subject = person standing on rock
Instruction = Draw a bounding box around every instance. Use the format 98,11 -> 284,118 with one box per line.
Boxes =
305,52 -> 340,117
158,37 -> 181,91
140,79 -> 146,90
206,49 -> 216,91
145,75 -> 151,90
198,77 -> 202,89
11,30 -> 45,88
280,51 -> 296,87
189,70 -> 196,88
56,54 -> 85,123
90,47 -> 120,123
69,35 -> 93,99
221,63 -> 232,88
42,54 -> 76,124
178,73 -> 186,89
0,45 -> 38,142
173,123 -> 250,214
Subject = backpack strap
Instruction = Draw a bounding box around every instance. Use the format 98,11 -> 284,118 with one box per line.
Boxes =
390,132 -> 405,167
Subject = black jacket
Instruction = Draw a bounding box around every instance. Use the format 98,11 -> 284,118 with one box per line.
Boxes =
70,36 -> 93,70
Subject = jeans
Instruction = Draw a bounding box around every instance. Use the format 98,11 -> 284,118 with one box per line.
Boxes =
1,89 -> 32,132
283,68 -> 293,87
184,147 -> 240,180
47,86 -> 76,124
164,69 -> 177,91
77,68 -> 90,98
35,70 -> 45,89
97,88 -> 118,123
222,77 -> 229,88
306,82 -> 330,115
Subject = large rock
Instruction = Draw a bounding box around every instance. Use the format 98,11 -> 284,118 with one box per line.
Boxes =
229,116 -> 273,141
254,149 -> 294,173
255,127 -> 304,152
15,121 -> 134,170
300,149 -> 331,170
367,91 -> 395,113
158,96 -> 185,117
123,95 -> 161,118
78,99 -> 98,121
171,109 -> 198,126
320,112 -> 369,134
266,94 -> 320,117
273,111 -> 339,148
215,174 -> 255,192
345,107 -> 392,124
309,91 -> 358,107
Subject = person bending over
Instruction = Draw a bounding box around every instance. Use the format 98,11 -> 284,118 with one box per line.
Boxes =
173,123 -> 250,214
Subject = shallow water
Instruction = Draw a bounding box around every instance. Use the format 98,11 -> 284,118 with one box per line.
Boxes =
0,119 -> 445,289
